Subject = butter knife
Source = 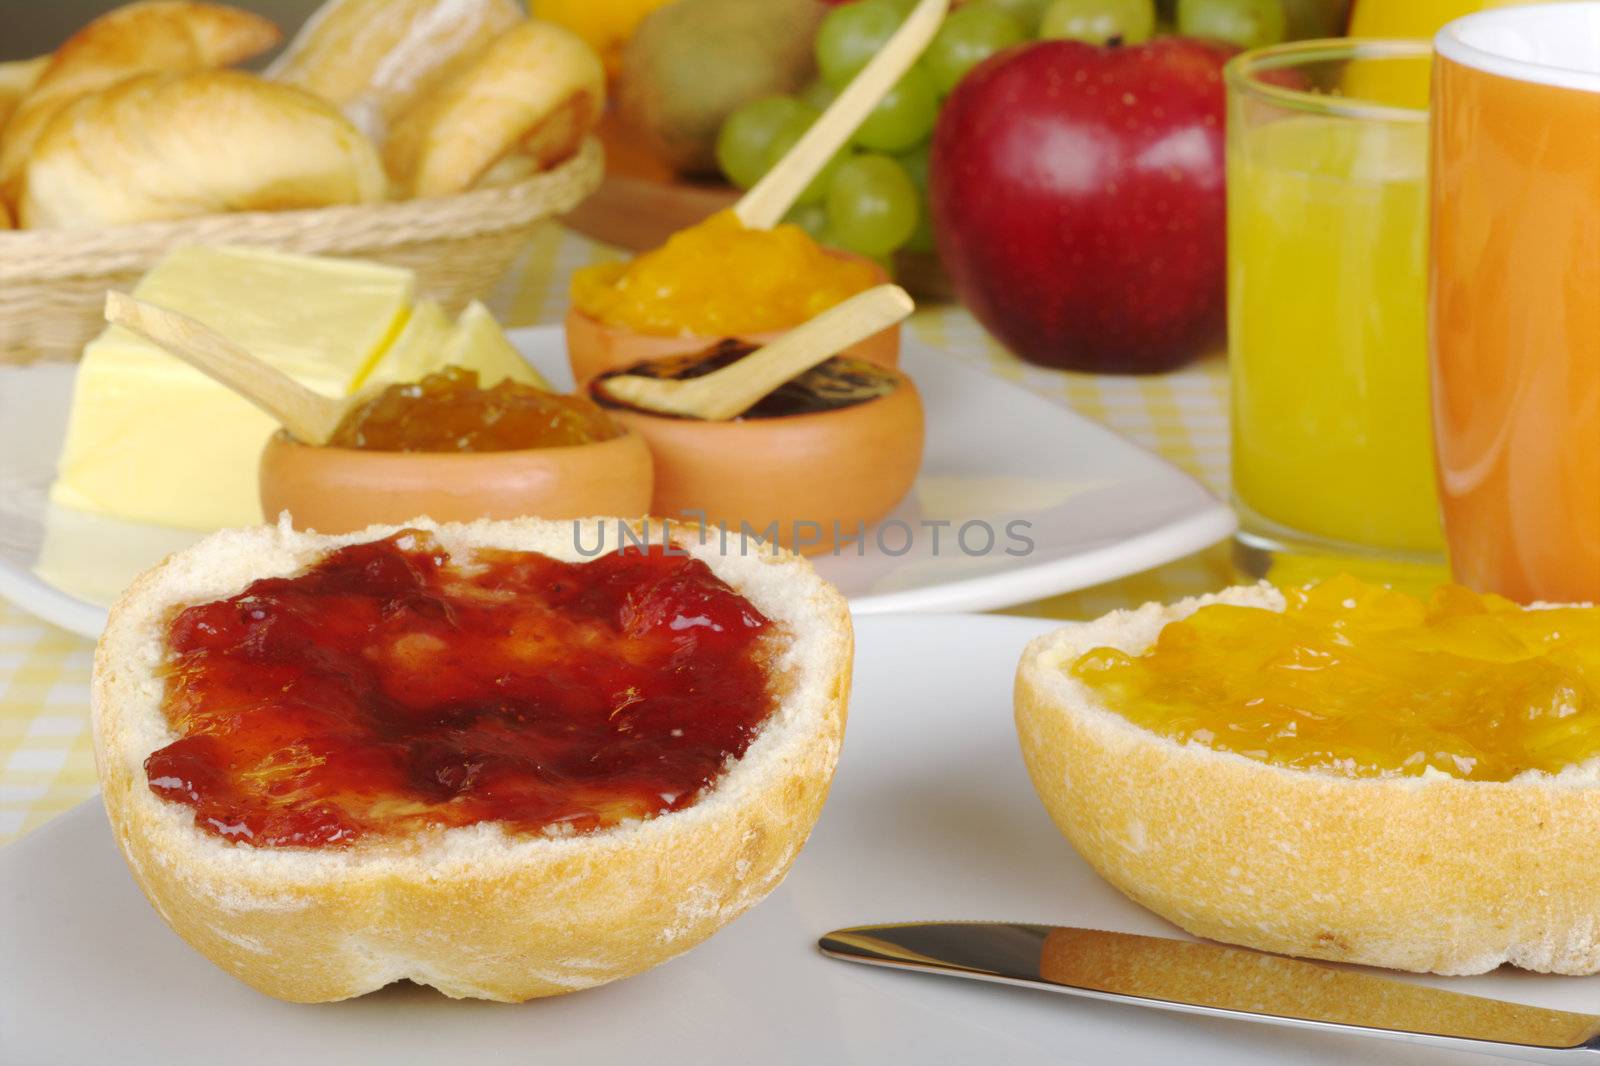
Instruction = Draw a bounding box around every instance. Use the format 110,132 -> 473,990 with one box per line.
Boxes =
818,922 -> 1600,1062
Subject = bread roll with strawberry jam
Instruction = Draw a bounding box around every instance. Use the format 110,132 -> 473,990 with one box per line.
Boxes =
93,517 -> 851,1002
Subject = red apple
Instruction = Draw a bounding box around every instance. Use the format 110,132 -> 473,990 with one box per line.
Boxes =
929,37 -> 1235,374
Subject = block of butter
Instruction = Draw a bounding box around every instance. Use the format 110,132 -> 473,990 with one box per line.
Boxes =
50,246 -> 413,530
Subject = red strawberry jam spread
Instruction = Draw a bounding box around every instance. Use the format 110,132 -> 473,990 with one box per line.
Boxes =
145,531 -> 782,847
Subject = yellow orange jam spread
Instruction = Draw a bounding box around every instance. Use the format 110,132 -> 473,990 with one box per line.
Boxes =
146,532 -> 783,846
569,210 -> 879,336
330,366 -> 621,452
1070,576 -> 1600,781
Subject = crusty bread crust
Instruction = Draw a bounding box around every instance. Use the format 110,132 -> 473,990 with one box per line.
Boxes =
93,516 -> 852,1002
1015,584 -> 1600,976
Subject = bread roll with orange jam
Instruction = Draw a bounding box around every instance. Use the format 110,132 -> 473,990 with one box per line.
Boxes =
93,517 -> 851,1002
1015,577 -> 1600,976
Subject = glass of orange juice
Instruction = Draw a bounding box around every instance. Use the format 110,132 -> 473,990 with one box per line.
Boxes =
1225,39 -> 1447,588
1430,3 -> 1600,603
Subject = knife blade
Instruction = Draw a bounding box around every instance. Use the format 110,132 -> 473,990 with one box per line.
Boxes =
818,922 -> 1600,1062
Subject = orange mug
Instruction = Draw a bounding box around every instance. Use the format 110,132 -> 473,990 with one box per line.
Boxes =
1429,2 -> 1600,603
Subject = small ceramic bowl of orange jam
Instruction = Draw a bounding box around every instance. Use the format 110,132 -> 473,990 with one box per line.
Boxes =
260,366 -> 653,533
591,340 -> 923,555
565,211 -> 900,386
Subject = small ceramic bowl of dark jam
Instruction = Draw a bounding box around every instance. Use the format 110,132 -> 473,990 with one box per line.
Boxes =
261,367 -> 653,533
590,341 -> 923,555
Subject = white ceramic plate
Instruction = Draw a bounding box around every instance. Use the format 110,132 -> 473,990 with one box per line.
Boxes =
0,328 -> 1233,638
1,614 -> 1591,1065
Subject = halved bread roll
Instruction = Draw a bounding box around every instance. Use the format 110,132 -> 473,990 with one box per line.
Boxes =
93,517 -> 852,1002
1015,584 -> 1600,976
19,70 -> 386,228
383,19 -> 604,198
267,0 -> 523,141
0,1 -> 280,201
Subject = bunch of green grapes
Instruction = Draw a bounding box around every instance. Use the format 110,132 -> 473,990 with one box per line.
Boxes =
715,0 -> 1292,263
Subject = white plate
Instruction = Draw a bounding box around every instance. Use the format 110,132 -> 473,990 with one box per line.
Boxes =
0,614 -> 1591,1066
0,327 -> 1233,638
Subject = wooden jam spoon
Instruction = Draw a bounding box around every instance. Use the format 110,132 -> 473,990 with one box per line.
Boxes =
594,284 -> 914,421
104,290 -> 349,446
733,0 -> 948,230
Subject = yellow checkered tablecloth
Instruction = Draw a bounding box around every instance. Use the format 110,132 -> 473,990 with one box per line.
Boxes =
0,224 -> 1233,846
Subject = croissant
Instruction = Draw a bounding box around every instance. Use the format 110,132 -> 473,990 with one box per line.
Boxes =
268,0 -> 522,141
0,56 -> 48,136
19,71 -> 386,229
382,19 -> 604,199
0,1 -> 280,201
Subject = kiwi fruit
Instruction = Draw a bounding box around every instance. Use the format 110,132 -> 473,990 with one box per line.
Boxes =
617,0 -> 828,176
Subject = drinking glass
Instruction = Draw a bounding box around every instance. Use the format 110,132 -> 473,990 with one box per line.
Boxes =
1430,2 -> 1600,603
1226,39 -> 1447,587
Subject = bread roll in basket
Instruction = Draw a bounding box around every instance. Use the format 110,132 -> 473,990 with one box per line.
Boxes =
0,0 -> 605,364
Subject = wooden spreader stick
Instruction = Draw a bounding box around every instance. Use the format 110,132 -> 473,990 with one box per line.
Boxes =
733,0 -> 949,230
596,284 -> 914,421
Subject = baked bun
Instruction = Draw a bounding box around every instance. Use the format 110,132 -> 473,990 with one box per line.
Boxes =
0,55 -> 48,135
1014,584 -> 1600,976
0,1 -> 280,200
93,517 -> 852,1002
19,70 -> 386,228
267,0 -> 521,141
383,20 -> 604,198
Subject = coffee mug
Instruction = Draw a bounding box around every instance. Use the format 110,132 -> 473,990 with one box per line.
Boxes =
1430,1 -> 1600,603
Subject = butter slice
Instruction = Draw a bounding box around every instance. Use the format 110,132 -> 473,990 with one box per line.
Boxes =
360,299 -> 451,389
357,300 -> 548,393
51,246 -> 413,530
440,301 -> 550,390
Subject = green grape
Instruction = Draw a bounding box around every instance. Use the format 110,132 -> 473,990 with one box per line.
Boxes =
799,79 -> 837,112
902,204 -> 937,253
813,225 -> 846,254
815,0 -> 903,89
1176,0 -> 1286,49
894,143 -> 935,253
852,65 -> 938,152
716,96 -> 811,190
782,202 -> 830,241
825,153 -> 919,257
924,5 -> 1025,95
895,141 -> 930,192
975,0 -> 1048,34
764,107 -> 852,205
1039,0 -> 1156,44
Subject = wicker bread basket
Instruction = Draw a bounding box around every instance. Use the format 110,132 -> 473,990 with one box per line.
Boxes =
0,136 -> 604,365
